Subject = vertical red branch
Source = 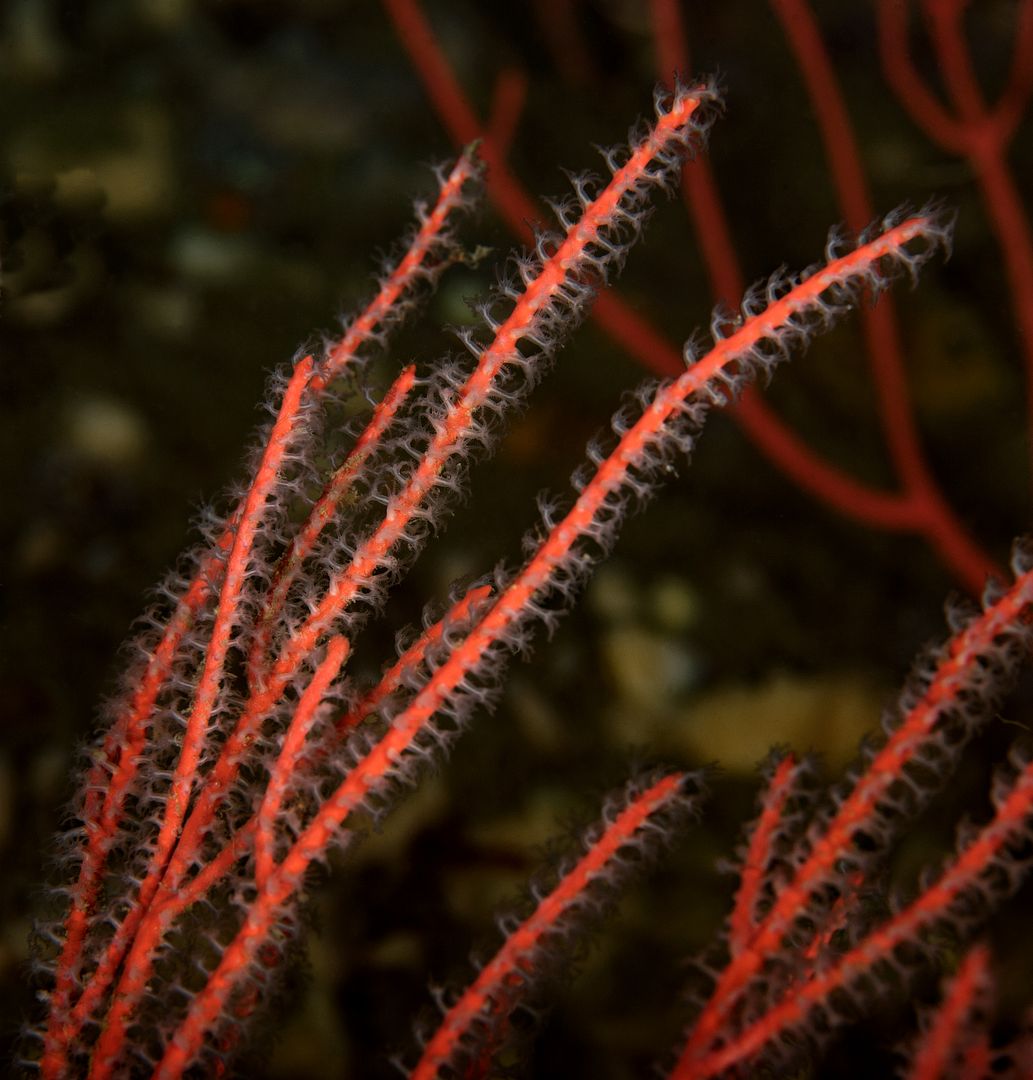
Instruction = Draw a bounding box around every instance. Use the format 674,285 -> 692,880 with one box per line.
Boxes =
246,363 -> 419,689
254,636 -> 349,890
878,0 -> 1033,487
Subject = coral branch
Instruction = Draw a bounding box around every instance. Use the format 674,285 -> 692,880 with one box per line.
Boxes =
726,753 -> 800,956
906,944 -> 992,1080
410,772 -> 700,1080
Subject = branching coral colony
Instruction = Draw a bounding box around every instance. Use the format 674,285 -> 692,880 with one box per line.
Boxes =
21,81 -> 1033,1078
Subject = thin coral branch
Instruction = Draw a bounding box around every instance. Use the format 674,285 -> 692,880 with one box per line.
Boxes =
410,771 -> 701,1080
246,363 -> 419,691
726,753 -> 800,956
254,636 -> 350,890
906,943 -> 992,1080
340,582 -> 495,734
